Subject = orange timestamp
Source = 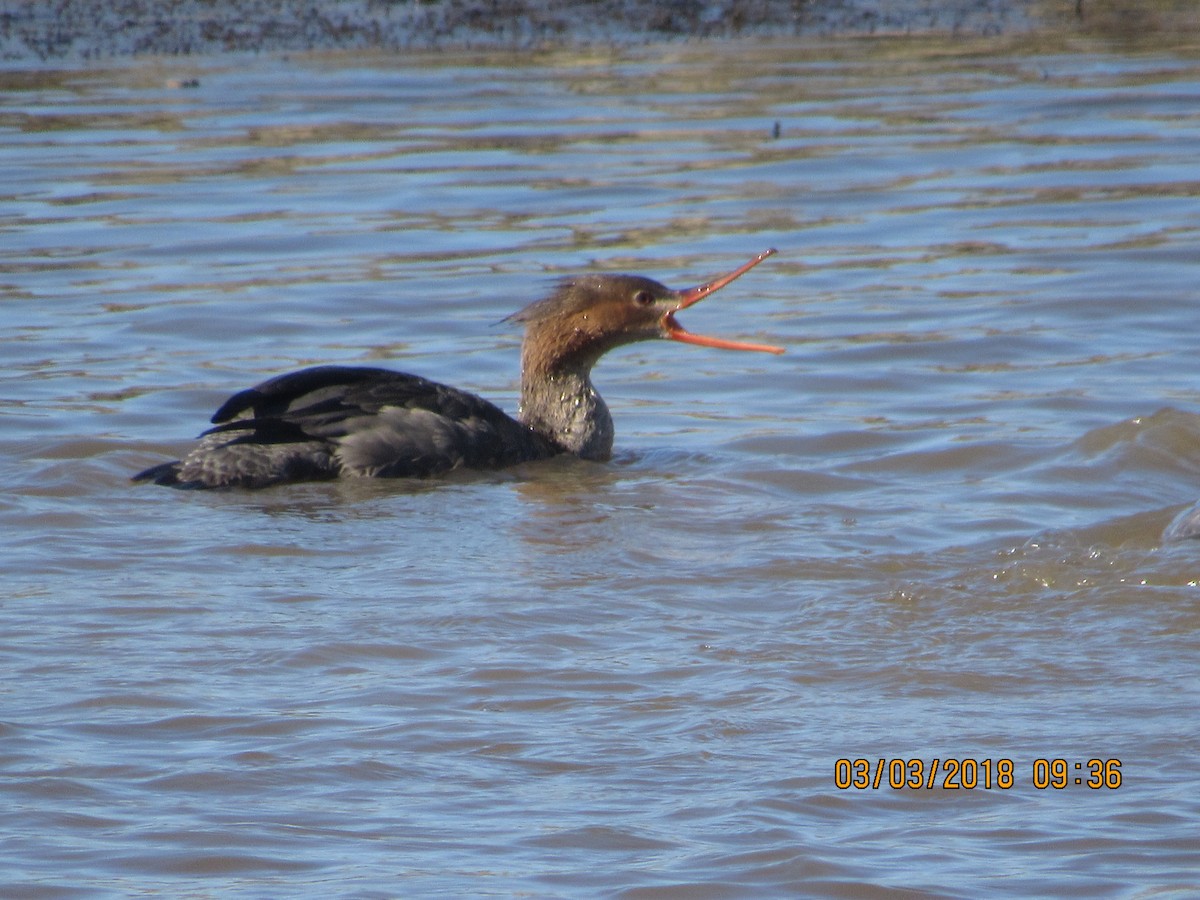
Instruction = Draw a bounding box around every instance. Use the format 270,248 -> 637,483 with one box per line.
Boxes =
834,758 -> 1123,790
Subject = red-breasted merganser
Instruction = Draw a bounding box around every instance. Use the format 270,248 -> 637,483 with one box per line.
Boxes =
134,249 -> 782,489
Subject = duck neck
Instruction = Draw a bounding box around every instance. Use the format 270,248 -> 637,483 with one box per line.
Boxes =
517,348 -> 614,461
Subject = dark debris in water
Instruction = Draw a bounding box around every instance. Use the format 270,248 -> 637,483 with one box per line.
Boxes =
0,0 -> 1045,61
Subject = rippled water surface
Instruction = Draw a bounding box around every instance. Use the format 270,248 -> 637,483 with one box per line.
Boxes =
3,36 -> 1200,897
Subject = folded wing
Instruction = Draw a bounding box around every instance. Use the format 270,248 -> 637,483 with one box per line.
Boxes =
134,365 -> 561,488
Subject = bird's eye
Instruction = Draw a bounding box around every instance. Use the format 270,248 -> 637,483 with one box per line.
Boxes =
633,290 -> 654,307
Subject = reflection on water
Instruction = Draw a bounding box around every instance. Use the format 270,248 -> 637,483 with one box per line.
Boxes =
2,34 -> 1199,897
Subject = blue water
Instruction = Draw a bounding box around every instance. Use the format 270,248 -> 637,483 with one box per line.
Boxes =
2,37 -> 1199,897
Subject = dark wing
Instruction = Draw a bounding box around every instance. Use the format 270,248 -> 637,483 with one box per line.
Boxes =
138,366 -> 562,488
210,365 -> 407,424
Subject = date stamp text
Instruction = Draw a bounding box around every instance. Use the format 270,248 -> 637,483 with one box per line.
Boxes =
834,758 -> 1122,790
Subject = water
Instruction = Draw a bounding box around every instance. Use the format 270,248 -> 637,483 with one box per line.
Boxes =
2,35 -> 1199,897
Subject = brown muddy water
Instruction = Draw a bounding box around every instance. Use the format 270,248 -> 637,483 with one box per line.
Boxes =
2,35 -> 1199,897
